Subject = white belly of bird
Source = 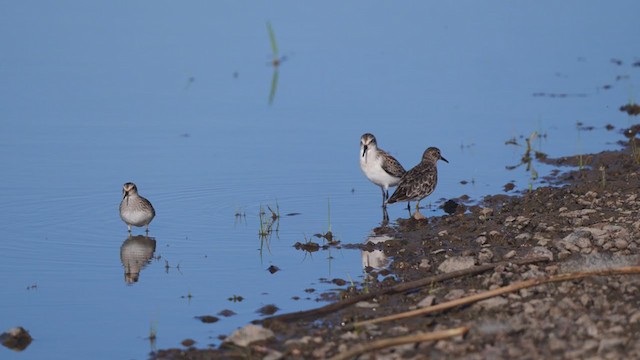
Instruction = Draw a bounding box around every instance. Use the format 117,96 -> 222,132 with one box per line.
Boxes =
360,153 -> 401,189
121,209 -> 153,227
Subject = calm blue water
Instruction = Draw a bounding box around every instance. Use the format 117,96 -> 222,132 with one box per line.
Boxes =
1,1 -> 639,359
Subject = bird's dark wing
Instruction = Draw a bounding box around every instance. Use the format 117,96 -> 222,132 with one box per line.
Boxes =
379,149 -> 406,178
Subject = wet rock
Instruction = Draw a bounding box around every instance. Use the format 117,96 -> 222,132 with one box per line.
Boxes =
218,309 -> 237,317
195,315 -> 220,323
438,256 -> 475,273
181,338 -> 196,347
225,324 -> 275,347
331,278 -> 347,286
1,327 -> 32,351
443,199 -> 458,215
257,304 -> 279,316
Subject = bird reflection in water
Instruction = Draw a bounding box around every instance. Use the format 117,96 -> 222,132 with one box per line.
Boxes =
120,235 -> 157,284
361,234 -> 394,277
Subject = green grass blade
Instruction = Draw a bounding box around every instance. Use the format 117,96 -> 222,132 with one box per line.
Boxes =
267,21 -> 278,57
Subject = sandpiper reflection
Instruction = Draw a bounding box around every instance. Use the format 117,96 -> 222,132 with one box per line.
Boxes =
361,234 -> 394,275
120,235 -> 156,284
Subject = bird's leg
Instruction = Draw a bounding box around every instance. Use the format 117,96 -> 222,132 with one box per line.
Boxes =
128,225 -> 132,233
381,187 -> 387,208
416,200 -> 421,212
145,225 -> 150,234
382,207 -> 389,225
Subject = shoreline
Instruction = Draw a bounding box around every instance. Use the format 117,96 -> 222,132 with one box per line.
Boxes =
152,125 -> 640,360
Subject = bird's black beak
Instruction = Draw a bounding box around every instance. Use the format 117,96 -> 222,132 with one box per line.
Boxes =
122,191 -> 128,200
440,155 -> 449,163
362,145 -> 368,157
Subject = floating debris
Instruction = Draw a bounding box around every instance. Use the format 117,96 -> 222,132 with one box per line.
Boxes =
267,265 -> 280,274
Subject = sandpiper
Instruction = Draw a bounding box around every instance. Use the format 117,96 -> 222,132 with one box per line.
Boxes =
360,133 -> 406,207
387,147 -> 448,213
119,182 -> 156,233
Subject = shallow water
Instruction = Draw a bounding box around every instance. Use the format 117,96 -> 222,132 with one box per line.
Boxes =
1,1 -> 639,359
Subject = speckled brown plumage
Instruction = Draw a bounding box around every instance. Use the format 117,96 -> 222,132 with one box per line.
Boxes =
387,147 -> 448,209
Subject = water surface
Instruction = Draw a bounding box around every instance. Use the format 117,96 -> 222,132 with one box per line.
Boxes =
1,1 -> 639,359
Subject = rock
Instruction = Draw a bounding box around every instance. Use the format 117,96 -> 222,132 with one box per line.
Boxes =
0,327 -> 32,351
480,207 -> 493,216
515,233 -> 532,242
225,324 -> 275,347
218,309 -> 237,317
598,337 -> 626,353
438,256 -> 475,273
256,304 -> 279,316
560,209 -> 597,218
355,301 -> 377,308
263,350 -> 284,360
195,315 -> 220,323
478,248 -> 494,263
614,239 -> 628,250
340,332 -> 359,341
181,338 -> 196,347
629,311 -> 640,324
504,250 -> 517,259
388,326 -> 409,336
444,289 -> 466,301
418,295 -> 435,308
576,237 -> 592,249
475,236 -> 487,245
419,259 -> 431,269
525,246 -> 553,261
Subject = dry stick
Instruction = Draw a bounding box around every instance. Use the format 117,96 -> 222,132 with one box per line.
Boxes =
263,257 -> 549,325
353,266 -> 640,329
328,326 -> 469,360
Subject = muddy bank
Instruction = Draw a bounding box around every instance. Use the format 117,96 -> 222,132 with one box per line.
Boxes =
152,130 -> 640,360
